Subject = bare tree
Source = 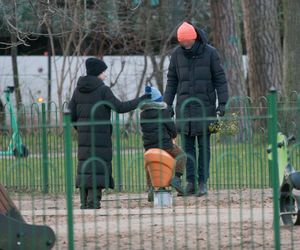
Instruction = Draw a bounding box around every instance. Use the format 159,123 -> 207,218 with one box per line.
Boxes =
0,0 -> 217,115
242,0 -> 282,102
109,59 -> 126,88
144,0 -> 173,93
0,0 -> 33,48
1,0 -> 24,109
90,0 -> 210,93
38,0 -> 90,115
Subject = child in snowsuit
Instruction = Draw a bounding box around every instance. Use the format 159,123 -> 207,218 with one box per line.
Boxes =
140,86 -> 186,201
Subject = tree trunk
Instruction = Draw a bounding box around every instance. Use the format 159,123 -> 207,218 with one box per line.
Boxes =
57,88 -> 63,127
210,0 -> 251,141
0,99 -> 4,130
47,35 -> 52,122
150,55 -> 165,93
11,42 -> 22,109
242,0 -> 282,102
283,0 -> 300,95
10,2 -> 22,110
210,0 -> 246,97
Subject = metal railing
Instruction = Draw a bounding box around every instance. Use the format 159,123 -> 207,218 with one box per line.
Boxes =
0,90 -> 300,249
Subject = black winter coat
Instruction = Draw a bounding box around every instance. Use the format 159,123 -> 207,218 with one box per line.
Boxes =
140,102 -> 177,151
164,27 -> 228,136
69,75 -> 141,189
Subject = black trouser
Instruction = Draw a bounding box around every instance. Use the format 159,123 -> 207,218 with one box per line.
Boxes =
80,188 -> 102,208
183,133 -> 211,185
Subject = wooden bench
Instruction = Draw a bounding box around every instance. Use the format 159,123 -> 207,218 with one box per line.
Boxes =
0,184 -> 56,250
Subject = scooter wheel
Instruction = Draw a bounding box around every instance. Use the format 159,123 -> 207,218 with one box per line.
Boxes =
280,194 -> 297,225
13,144 -> 29,158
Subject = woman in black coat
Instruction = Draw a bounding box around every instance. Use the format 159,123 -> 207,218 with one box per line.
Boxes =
69,58 -> 150,209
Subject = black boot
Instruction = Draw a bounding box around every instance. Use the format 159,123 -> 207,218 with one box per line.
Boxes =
170,176 -> 184,195
87,188 -> 102,209
178,182 -> 195,197
195,183 -> 208,197
79,188 -> 88,209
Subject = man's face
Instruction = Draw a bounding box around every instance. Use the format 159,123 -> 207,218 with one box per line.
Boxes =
180,40 -> 196,49
98,71 -> 107,81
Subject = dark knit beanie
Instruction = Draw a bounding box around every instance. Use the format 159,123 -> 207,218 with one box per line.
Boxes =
86,58 -> 108,76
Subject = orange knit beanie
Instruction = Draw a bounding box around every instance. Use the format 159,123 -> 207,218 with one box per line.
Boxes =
177,22 -> 197,42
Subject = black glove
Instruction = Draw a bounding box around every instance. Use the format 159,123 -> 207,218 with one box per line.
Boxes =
216,104 -> 226,117
167,106 -> 175,117
139,93 -> 151,102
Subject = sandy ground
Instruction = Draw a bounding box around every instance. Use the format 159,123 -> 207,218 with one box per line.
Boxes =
9,189 -> 300,249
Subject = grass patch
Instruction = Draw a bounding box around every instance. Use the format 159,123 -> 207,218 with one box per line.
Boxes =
0,135 -> 278,193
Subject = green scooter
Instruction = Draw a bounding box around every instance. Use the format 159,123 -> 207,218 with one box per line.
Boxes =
268,132 -> 300,225
0,86 -> 29,158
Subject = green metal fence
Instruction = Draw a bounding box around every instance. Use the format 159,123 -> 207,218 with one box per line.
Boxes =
1,90 -> 300,249
0,98 -> 274,193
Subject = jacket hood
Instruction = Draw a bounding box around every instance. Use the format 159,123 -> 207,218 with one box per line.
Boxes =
195,27 -> 208,46
77,75 -> 104,93
140,101 -> 168,111
179,27 -> 208,57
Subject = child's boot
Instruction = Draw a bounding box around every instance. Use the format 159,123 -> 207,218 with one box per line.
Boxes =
170,176 -> 184,195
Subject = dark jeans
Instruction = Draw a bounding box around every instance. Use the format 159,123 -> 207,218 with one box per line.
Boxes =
183,133 -> 211,185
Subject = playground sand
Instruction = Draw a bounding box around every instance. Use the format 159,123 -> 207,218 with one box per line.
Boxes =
11,189 -> 300,249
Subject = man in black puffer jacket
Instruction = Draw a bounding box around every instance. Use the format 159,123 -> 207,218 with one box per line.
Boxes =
69,58 -> 150,209
164,22 -> 228,196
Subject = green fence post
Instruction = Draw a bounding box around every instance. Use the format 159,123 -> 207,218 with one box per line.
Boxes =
115,112 -> 122,192
267,88 -> 281,250
41,103 -> 49,193
64,110 -> 74,250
